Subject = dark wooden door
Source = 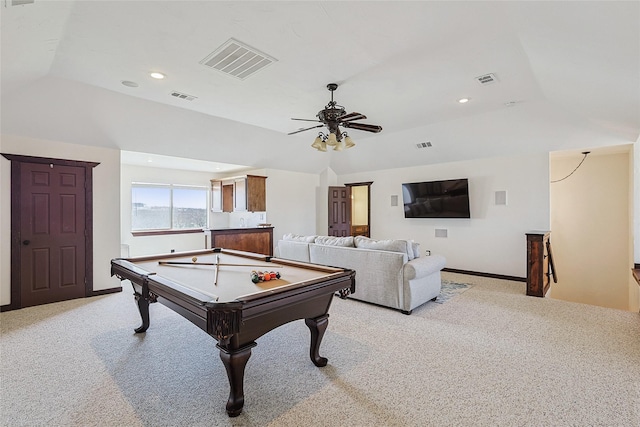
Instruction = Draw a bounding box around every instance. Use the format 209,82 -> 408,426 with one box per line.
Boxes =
328,186 -> 351,237
19,162 -> 87,307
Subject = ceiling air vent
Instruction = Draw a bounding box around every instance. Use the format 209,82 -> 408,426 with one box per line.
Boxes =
200,38 -> 277,80
5,0 -> 35,6
416,142 -> 433,149
170,91 -> 197,101
475,73 -> 498,85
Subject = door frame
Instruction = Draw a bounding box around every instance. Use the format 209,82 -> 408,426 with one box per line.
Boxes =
345,181 -> 373,237
2,153 -> 99,311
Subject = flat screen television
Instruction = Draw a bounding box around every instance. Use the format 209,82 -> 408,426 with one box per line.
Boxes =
402,178 -> 470,218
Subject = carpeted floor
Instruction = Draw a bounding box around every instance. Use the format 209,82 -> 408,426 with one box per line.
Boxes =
1,272 -> 639,426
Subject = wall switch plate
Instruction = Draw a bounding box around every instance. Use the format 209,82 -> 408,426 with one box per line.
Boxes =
391,195 -> 398,206
495,190 -> 508,205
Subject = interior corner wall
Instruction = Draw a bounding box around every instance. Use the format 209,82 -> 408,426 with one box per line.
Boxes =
0,140 -> 11,305
550,151 -> 631,310
317,167 -> 338,236
262,169 -> 319,245
338,153 -> 550,278
634,140 -> 640,266
0,135 -> 122,305
633,140 -> 639,311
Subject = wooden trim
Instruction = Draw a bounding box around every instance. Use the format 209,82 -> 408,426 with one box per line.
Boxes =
90,287 -> 123,296
344,181 -> 373,187
7,155 -> 21,311
344,181 -> 373,238
1,153 -> 99,309
1,153 -> 99,169
442,267 -> 526,283
132,229 -> 204,237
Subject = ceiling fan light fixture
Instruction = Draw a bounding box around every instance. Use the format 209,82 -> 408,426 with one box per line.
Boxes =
289,83 -> 382,152
344,135 -> 355,148
311,135 -> 324,150
326,133 -> 338,146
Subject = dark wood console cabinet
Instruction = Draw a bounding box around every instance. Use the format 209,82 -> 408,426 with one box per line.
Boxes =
526,231 -> 557,297
206,227 -> 274,256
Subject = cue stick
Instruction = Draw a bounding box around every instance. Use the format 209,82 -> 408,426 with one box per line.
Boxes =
158,261 -> 282,268
213,254 -> 220,286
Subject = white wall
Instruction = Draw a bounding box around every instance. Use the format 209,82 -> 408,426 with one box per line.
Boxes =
550,150 -> 631,310
632,140 -> 639,310
338,153 -> 550,278
634,140 -> 640,266
1,135 -> 121,305
316,168 -> 338,235
263,168 -> 319,245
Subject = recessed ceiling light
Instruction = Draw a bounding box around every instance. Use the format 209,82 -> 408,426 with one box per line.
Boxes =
150,72 -> 166,79
121,80 -> 139,88
458,98 -> 470,104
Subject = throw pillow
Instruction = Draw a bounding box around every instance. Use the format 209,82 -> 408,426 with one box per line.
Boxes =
354,236 -> 413,259
282,233 -> 317,243
411,241 -> 421,258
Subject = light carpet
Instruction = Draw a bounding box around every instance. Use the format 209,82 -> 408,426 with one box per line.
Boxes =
1,272 -> 639,426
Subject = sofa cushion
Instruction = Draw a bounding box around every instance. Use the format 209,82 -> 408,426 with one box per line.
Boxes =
282,233 -> 317,243
411,241 -> 421,258
277,239 -> 311,263
315,235 -> 355,247
354,236 -> 414,259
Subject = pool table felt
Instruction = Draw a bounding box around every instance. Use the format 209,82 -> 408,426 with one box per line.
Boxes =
130,252 -> 337,303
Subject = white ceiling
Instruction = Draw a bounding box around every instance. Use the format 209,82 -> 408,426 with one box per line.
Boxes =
2,1 -> 638,175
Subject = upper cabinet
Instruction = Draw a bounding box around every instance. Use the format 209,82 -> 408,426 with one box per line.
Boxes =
211,175 -> 266,212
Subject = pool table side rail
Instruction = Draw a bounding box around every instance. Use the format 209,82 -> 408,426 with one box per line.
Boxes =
111,258 -> 218,305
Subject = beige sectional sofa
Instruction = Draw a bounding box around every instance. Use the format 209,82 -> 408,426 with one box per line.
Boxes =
277,234 -> 446,314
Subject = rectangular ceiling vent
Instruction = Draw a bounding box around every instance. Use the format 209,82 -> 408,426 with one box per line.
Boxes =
200,38 -> 277,80
416,142 -> 433,149
170,91 -> 197,101
476,73 -> 498,85
5,0 -> 35,6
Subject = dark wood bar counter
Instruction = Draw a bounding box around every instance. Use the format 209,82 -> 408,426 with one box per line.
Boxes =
205,227 -> 274,256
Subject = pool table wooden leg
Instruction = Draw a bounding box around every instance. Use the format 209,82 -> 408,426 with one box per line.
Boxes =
305,314 -> 329,367
133,278 -> 153,333
218,342 -> 256,417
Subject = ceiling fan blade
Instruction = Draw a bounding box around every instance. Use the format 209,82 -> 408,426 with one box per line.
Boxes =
287,124 -> 324,135
342,122 -> 383,133
291,118 -> 322,123
338,112 -> 367,122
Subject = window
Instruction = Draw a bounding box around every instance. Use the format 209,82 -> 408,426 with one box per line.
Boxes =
132,183 -> 208,231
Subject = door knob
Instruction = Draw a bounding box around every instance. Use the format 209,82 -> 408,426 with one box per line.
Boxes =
22,240 -> 30,246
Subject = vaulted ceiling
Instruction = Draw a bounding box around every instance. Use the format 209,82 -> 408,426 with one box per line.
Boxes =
2,1 -> 638,175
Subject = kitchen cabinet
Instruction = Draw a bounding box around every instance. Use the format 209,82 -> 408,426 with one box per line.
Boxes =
211,175 -> 266,213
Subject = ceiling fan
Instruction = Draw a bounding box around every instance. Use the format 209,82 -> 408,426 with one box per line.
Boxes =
288,83 -> 383,151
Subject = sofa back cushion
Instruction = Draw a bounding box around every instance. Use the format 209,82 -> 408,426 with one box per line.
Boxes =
282,233 -> 317,243
277,240 -> 311,263
354,236 -> 414,260
314,235 -> 355,247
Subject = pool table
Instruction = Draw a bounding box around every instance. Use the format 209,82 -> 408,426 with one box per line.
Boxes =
110,248 -> 355,416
